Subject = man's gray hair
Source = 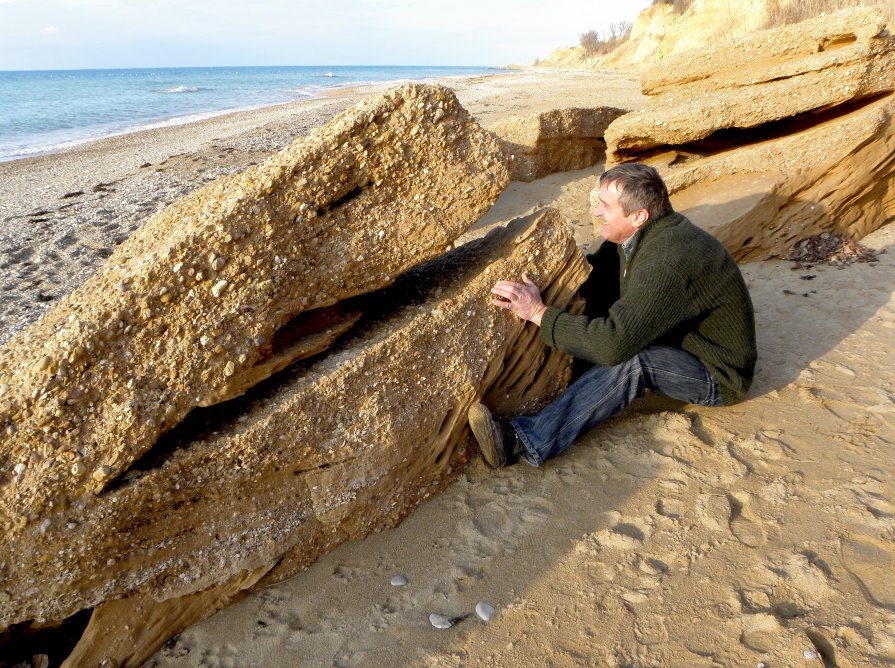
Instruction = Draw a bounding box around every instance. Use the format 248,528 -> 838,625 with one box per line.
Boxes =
599,163 -> 672,220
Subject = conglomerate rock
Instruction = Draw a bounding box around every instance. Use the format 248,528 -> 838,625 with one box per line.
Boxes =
490,107 -> 626,181
3,210 -> 589,666
0,83 -> 509,538
605,7 -> 895,163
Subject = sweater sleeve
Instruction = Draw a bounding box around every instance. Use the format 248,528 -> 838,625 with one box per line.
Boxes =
540,262 -> 699,366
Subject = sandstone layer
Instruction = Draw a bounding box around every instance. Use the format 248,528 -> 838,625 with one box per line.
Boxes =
599,7 -> 895,261
0,83 -> 509,539
606,7 -> 895,162
609,0 -> 773,68
491,107 -> 626,182
536,0 -> 774,70
669,95 -> 895,261
4,210 -> 588,666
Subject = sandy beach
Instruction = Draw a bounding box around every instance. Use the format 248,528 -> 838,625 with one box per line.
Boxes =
3,67 -> 894,667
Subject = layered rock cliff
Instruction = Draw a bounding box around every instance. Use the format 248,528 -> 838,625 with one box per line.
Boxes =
605,6 -> 895,260
537,0 -> 775,69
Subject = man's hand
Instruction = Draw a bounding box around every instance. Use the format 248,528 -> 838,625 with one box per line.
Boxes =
491,273 -> 548,326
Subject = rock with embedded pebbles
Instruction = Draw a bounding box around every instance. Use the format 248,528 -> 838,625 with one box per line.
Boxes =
2,209 -> 588,666
0,82 -> 509,538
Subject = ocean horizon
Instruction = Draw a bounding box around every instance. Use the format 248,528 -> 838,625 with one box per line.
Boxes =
0,64 -> 502,162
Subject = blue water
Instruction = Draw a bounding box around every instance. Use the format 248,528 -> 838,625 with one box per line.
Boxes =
0,65 -> 500,162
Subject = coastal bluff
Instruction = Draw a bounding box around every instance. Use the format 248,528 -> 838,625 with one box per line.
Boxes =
605,6 -> 895,261
0,82 -> 590,664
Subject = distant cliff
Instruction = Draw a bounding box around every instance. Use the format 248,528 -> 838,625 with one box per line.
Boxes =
535,0 -> 775,69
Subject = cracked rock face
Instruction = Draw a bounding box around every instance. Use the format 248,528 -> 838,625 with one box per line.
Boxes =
0,209 -> 588,661
490,107 -> 627,182
606,7 -> 895,163
0,82 -> 509,538
600,7 -> 895,261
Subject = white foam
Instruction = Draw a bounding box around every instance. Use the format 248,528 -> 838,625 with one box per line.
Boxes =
0,96 -> 321,163
158,85 -> 201,94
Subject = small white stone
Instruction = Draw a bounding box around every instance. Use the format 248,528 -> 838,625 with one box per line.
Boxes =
429,613 -> 454,629
211,280 -> 228,297
390,575 -> 408,586
475,601 -> 495,622
13,463 -> 26,476
803,649 -> 819,661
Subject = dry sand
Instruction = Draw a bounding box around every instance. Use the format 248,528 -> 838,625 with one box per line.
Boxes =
3,69 -> 894,667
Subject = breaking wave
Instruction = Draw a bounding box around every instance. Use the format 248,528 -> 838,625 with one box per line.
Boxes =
158,85 -> 201,94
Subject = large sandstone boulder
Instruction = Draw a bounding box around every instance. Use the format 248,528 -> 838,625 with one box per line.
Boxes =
490,107 -> 626,181
606,7 -> 895,162
3,209 -> 588,666
0,82 -> 508,537
601,7 -> 895,261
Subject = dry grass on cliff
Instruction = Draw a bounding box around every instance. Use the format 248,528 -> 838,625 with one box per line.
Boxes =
764,0 -> 895,27
579,22 -> 633,57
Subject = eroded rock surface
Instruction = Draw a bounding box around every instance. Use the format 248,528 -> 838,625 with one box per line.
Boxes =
606,7 -> 895,162
491,107 -> 626,182
3,210 -> 588,666
669,95 -> 895,261
600,7 -> 895,261
0,82 -> 509,537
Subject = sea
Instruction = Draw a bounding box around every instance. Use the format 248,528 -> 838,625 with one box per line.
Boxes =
0,65 -> 502,162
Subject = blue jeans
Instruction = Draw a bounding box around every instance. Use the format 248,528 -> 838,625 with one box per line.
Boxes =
512,346 -> 722,467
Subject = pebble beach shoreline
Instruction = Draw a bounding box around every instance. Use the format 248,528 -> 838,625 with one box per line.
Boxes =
0,69 -> 644,346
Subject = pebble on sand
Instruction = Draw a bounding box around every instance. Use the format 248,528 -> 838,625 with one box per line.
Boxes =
428,613 -> 455,629
475,601 -> 495,622
389,575 -> 408,586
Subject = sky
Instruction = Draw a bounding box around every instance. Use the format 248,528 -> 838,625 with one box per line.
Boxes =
0,0 -> 654,71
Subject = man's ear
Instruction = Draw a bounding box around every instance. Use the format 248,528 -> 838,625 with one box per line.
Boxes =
631,208 -> 650,228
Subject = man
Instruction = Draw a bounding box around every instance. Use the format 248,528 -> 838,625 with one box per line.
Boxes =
468,162 -> 757,468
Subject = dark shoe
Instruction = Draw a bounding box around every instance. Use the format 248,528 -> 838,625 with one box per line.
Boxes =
468,402 -> 508,468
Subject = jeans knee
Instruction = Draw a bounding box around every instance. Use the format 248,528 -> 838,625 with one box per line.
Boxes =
618,354 -> 647,399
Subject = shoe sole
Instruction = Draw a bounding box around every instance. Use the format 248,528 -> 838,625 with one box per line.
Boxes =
468,403 -> 503,468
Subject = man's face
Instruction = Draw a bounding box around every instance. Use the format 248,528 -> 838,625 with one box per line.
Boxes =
590,180 -> 646,244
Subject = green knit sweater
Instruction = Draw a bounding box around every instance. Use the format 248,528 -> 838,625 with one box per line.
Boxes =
540,211 -> 756,405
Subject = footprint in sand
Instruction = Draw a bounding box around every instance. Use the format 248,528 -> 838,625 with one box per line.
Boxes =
634,615 -> 668,645
331,562 -> 367,583
841,534 -> 895,610
727,491 -> 766,548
